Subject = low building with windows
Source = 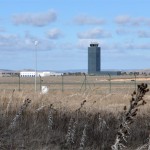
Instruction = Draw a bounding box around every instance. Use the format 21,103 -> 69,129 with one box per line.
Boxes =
20,71 -> 62,77
20,71 -> 36,77
0,71 -> 19,77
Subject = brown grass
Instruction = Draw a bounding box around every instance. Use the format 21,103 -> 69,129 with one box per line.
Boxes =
0,76 -> 150,149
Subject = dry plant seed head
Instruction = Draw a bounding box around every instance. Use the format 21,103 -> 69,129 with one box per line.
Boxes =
35,105 -> 46,112
6,91 -> 14,116
111,136 -> 126,150
136,134 -> 150,150
133,91 -> 136,95
136,143 -> 149,150
76,100 -> 87,113
111,83 -> 149,150
50,104 -> 53,108
148,134 -> 150,150
80,100 -> 86,109
66,117 -> 74,145
48,105 -> 53,130
9,98 -> 31,129
70,120 -> 78,144
123,106 -> 127,111
98,113 -> 108,132
79,124 -> 87,150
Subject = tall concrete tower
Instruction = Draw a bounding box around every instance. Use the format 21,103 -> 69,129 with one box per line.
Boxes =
88,43 -> 101,74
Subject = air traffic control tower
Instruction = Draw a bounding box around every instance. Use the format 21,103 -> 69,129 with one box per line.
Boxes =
88,43 -> 101,74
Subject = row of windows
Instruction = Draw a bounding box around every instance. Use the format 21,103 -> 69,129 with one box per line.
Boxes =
21,75 -> 35,77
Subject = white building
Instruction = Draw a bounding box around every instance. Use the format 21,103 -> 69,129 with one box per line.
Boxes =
20,71 -> 62,77
20,71 -> 36,77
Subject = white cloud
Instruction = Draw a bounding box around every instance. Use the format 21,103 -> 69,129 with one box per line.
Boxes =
0,27 -> 5,32
115,15 -> 150,26
0,30 -> 149,56
134,43 -> 150,49
116,28 -> 150,38
76,39 -> 108,50
75,39 -> 150,55
114,42 -> 150,50
77,28 -> 111,39
12,10 -> 57,27
137,30 -> 150,38
115,15 -> 131,25
59,42 -> 74,50
46,28 -> 62,39
76,39 -> 92,49
116,28 -> 132,35
74,15 -> 105,25
0,32 -> 56,52
0,33 -> 19,47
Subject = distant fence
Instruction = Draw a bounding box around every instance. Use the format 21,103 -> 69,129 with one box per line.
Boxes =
0,75 -> 149,94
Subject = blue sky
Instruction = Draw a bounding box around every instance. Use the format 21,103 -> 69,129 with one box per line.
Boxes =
0,0 -> 150,71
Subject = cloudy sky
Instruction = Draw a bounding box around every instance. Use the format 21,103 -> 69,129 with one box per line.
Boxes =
0,0 -> 150,71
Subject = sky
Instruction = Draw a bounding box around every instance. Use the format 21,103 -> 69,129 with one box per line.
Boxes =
0,0 -> 150,71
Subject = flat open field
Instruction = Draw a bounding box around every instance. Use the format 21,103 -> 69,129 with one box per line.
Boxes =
1,75 -> 150,114
0,75 -> 150,93
0,76 -> 150,149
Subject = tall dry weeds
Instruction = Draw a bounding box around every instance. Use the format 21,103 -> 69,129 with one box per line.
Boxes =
136,134 -> 150,150
65,117 -> 74,146
9,98 -> 31,129
6,89 -> 15,116
79,124 -> 87,150
48,104 -> 54,130
0,81 -> 150,149
111,83 -> 149,150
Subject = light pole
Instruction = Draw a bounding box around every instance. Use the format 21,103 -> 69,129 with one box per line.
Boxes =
108,73 -> 111,93
61,74 -> 64,92
18,74 -> 21,91
84,73 -> 87,90
39,75 -> 43,92
134,73 -> 137,92
34,40 -> 38,92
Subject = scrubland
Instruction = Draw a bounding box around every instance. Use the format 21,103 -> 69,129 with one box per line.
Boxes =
0,76 -> 150,149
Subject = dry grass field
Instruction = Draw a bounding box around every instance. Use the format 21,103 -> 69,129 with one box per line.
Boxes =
0,76 -> 150,149
0,75 -> 150,92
